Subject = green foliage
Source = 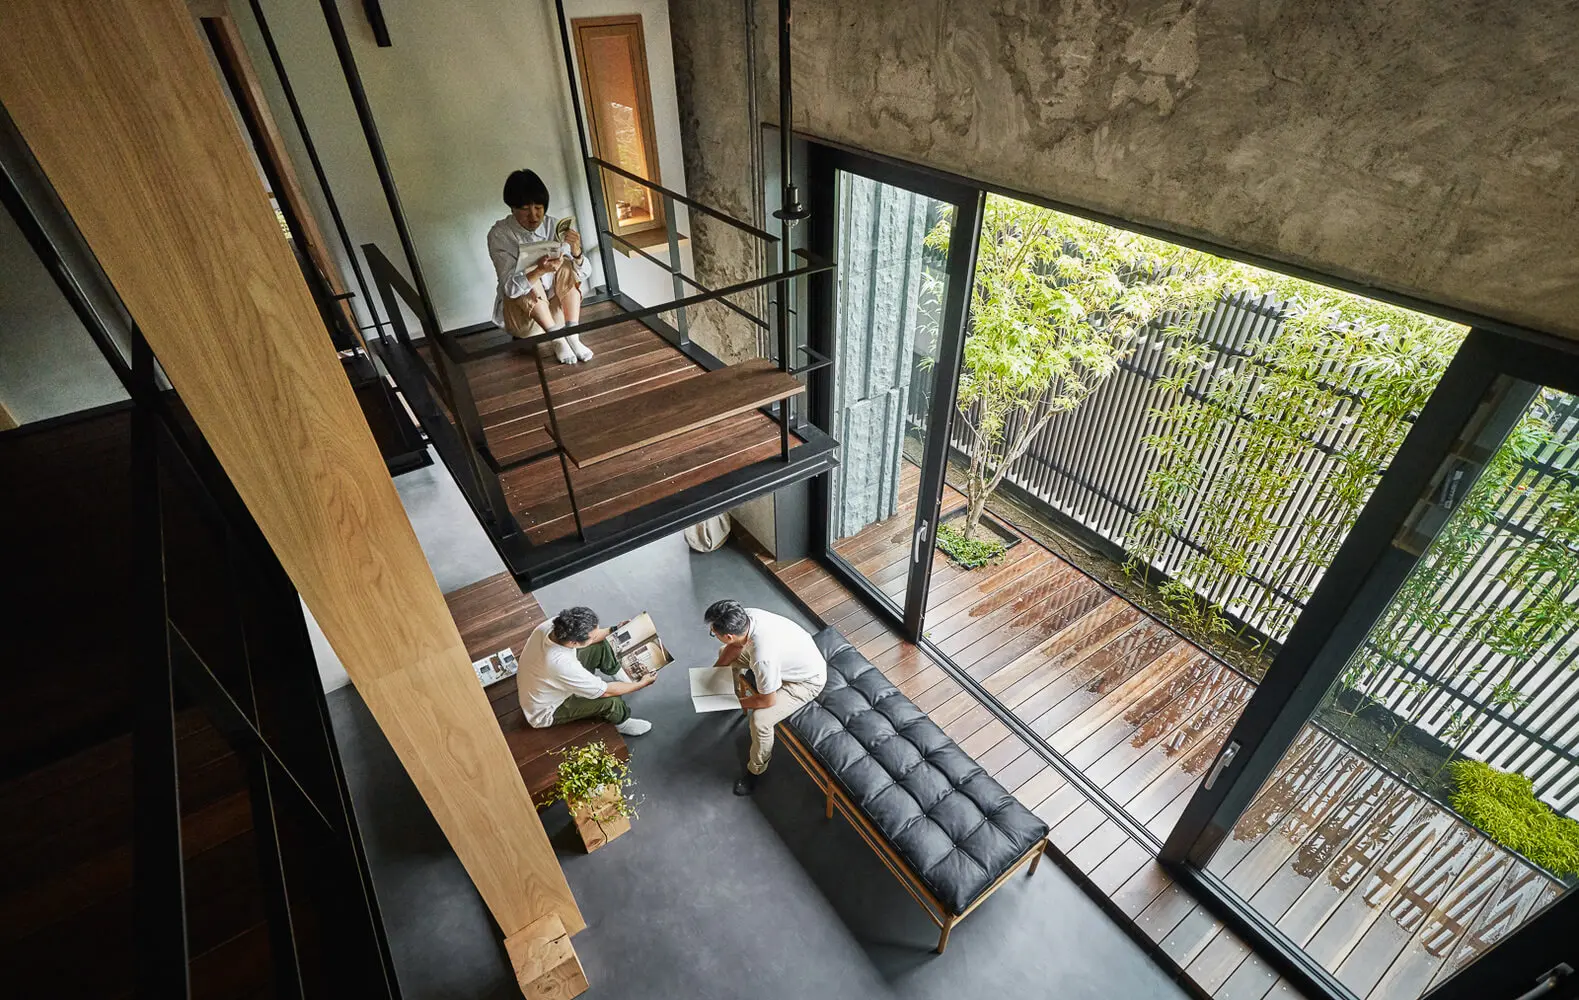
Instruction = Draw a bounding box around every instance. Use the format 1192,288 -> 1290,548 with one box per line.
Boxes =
552,741 -> 636,817
1337,392 -> 1579,765
1125,262 -> 1468,651
931,195 -> 1229,541
936,521 -> 1007,569
1450,759 -> 1579,876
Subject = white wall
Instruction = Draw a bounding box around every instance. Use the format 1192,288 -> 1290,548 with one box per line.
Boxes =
562,0 -> 693,311
234,0 -> 603,332
0,210 -> 127,424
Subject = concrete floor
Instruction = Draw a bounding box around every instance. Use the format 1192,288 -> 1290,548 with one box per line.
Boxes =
328,465 -> 1189,999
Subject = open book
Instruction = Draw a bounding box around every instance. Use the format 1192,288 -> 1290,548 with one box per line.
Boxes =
609,612 -> 672,681
514,215 -> 576,274
689,668 -> 742,713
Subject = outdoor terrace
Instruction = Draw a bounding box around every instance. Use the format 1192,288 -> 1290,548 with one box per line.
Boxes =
772,464 -> 1565,1000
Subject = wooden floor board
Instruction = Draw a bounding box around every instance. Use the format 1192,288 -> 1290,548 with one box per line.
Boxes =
772,471 -> 1558,1000
439,318 -> 795,544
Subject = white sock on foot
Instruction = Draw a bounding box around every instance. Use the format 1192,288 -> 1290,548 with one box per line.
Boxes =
615,718 -> 653,736
567,333 -> 594,362
548,330 -> 575,364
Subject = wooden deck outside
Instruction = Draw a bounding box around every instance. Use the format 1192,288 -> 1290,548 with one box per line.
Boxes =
422,306 -> 793,544
771,464 -> 1565,1000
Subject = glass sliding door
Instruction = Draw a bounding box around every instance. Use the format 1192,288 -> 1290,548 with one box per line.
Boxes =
820,153 -> 981,635
1166,334 -> 1579,1000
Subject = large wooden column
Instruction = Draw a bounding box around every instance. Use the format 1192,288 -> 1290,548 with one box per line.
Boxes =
0,0 -> 584,959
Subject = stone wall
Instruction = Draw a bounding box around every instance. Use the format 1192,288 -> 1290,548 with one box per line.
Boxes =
672,0 -> 1579,341
828,174 -> 933,539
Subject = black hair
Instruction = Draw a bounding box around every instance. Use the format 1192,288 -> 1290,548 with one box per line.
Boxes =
502,169 -> 551,211
703,599 -> 751,637
550,606 -> 598,644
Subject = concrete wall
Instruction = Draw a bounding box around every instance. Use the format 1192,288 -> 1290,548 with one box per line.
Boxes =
0,210 -> 127,424
672,0 -> 1579,342
668,0 -> 764,362
232,0 -> 600,331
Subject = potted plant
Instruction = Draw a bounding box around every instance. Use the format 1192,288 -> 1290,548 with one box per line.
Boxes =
552,741 -> 636,852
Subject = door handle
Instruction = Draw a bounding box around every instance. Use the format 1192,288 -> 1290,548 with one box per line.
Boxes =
1514,965 -> 1572,1000
912,520 -> 929,564
1203,741 -> 1240,791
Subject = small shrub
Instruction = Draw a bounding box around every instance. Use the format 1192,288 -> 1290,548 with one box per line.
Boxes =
1449,759 -> 1579,876
936,521 -> 1007,569
553,741 -> 636,819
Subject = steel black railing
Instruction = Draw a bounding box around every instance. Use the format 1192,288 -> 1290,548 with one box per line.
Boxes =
364,156 -> 834,545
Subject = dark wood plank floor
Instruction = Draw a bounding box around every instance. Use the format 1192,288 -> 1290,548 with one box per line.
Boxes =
423,306 -> 793,544
774,464 -> 1568,1000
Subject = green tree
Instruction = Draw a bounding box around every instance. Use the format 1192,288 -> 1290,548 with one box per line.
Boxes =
1126,272 -> 1466,649
934,195 -> 1224,541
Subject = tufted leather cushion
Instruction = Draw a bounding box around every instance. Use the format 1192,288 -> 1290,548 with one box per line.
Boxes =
783,628 -> 1049,915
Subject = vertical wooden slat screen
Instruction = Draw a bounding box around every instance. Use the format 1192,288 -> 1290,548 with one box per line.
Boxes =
0,0 -> 583,942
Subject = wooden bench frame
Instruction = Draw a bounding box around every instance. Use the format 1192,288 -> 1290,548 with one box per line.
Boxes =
777,725 -> 1049,954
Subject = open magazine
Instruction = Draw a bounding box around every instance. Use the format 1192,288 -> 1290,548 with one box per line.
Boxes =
514,215 -> 576,274
608,612 -> 673,681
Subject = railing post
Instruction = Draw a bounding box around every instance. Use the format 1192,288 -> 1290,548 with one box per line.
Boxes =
663,192 -> 688,345
585,157 -> 622,301
772,0 -> 801,463
528,349 -> 587,542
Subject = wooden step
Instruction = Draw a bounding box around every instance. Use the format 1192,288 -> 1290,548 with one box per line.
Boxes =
552,358 -> 803,468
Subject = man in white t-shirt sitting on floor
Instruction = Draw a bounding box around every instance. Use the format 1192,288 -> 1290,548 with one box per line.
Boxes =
518,606 -> 655,736
703,599 -> 826,795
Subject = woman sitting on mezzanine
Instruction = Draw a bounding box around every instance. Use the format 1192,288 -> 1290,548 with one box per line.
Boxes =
487,168 -> 593,365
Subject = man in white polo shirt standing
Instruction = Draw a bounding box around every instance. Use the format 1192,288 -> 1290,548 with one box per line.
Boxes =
703,599 -> 826,795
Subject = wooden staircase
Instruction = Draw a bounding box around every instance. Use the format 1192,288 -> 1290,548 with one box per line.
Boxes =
553,358 -> 804,468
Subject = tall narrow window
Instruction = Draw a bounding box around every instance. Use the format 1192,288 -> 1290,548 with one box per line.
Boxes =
572,15 -> 665,247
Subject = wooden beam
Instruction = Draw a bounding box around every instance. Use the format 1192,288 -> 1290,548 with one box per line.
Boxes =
505,915 -> 589,999
0,0 -> 583,944
196,9 -> 363,343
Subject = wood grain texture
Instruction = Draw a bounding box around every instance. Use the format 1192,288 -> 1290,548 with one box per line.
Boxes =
0,0 -> 581,938
554,357 -> 804,466
506,914 -> 589,1000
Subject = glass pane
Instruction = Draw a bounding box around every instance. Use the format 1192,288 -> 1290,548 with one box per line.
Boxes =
1205,383 -> 1578,1000
917,191 -> 1467,839
825,170 -> 952,613
578,22 -> 660,231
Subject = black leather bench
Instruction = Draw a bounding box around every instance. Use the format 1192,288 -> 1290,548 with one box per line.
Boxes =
778,628 -> 1050,952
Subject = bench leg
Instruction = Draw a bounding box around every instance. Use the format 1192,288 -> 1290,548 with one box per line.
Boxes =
936,915 -> 955,954
1028,839 -> 1047,876
824,787 -> 834,820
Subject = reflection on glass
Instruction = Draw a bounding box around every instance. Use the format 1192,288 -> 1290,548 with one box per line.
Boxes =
825,170 -> 952,610
1207,383 -> 1579,1000
573,17 -> 663,236
906,191 -> 1468,843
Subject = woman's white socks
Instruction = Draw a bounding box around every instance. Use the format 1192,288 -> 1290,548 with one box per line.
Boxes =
547,327 -> 575,365
567,333 -> 594,362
